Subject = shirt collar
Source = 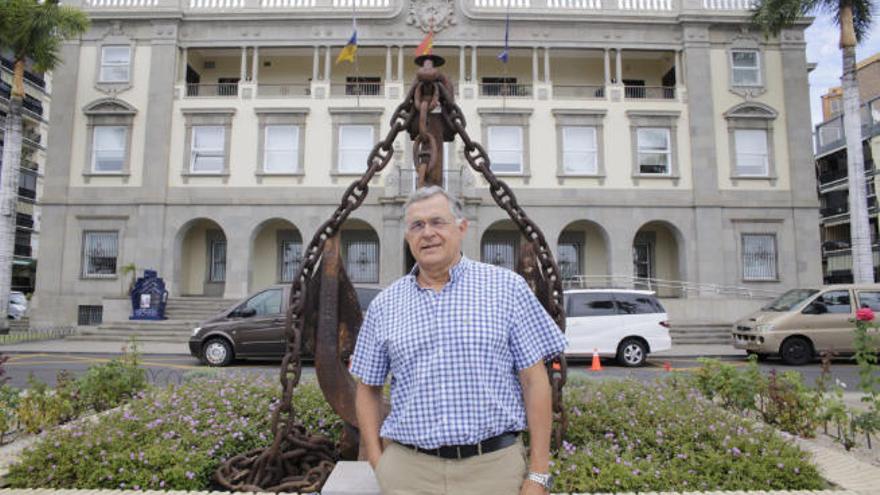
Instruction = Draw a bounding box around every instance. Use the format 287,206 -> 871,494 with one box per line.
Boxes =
408,254 -> 471,287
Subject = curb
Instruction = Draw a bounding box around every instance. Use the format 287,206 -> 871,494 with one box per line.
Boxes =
0,489 -> 865,494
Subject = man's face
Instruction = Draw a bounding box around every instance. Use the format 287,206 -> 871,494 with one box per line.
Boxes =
404,194 -> 468,272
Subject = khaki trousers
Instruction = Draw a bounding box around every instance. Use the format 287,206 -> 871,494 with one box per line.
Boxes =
373,438 -> 528,495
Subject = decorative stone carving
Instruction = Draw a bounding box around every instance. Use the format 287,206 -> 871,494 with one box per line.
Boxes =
406,0 -> 456,33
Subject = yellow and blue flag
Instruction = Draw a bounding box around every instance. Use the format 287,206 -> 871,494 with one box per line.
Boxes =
336,29 -> 358,64
497,10 -> 509,63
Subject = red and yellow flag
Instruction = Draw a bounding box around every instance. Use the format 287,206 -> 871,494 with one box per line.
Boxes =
414,31 -> 434,57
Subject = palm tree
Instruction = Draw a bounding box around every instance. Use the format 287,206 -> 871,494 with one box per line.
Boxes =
0,0 -> 88,327
752,0 -> 875,283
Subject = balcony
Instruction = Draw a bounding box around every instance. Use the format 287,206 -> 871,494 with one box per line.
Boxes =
824,245 -> 880,277
0,56 -> 46,90
14,244 -> 31,258
330,81 -> 384,98
186,83 -> 239,98
257,83 -> 311,98
553,85 -> 605,99
15,213 -> 34,230
814,95 -> 880,157
479,82 -> 532,98
624,85 -> 676,100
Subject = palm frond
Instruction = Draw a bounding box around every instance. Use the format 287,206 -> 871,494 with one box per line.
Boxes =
848,0 -> 875,43
0,0 -> 87,72
750,0 -> 818,38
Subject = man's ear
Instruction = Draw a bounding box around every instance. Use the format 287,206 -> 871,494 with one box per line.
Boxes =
458,218 -> 469,234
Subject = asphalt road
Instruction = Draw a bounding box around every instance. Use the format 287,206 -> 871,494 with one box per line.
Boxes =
0,352 -> 869,390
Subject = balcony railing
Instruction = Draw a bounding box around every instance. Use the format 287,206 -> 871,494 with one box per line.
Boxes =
815,95 -> 880,156
825,246 -> 880,275
479,83 -> 532,98
186,83 -> 239,98
14,244 -> 31,258
17,187 -> 36,201
16,214 -> 34,229
329,82 -> 383,97
257,83 -> 311,98
0,56 -> 45,90
553,85 -> 605,99
624,85 -> 675,100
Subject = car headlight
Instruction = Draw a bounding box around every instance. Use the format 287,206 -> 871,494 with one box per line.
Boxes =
192,326 -> 202,336
756,324 -> 774,332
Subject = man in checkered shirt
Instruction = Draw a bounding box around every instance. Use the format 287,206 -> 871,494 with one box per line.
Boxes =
351,186 -> 567,495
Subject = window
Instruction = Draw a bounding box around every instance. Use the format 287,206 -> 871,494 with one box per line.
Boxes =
209,239 -> 226,282
280,240 -> 302,283
82,231 -> 118,277
637,128 -> 671,175
242,289 -> 282,316
731,50 -> 760,86
562,127 -> 598,175
345,239 -> 379,283
488,126 -> 523,174
191,126 -> 225,173
857,291 -> 880,311
742,234 -> 776,281
567,292 -> 616,317
92,126 -> 127,172
615,293 -> 662,315
829,98 -> 842,116
77,305 -> 103,326
100,46 -> 131,83
264,125 -> 299,173
808,290 -> 851,314
734,129 -> 769,177
338,125 -> 374,174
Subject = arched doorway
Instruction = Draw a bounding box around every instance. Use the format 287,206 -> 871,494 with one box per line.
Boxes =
632,221 -> 684,297
177,218 -> 227,297
557,220 -> 610,283
250,218 -> 302,292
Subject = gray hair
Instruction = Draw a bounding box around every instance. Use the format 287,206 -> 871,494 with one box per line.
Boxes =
404,186 -> 465,221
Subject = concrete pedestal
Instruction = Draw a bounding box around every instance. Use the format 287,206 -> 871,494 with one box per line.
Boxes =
321,461 -> 381,495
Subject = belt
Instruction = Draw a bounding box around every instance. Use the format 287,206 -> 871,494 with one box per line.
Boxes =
400,432 -> 519,460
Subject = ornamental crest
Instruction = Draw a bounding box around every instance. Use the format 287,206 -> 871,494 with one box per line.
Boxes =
407,0 -> 456,34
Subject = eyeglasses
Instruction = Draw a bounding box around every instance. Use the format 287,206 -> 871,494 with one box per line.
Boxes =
407,216 -> 457,234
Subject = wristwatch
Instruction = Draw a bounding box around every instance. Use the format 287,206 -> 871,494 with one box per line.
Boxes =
526,471 -> 554,490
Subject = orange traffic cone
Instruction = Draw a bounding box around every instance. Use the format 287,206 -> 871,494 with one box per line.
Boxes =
552,361 -> 561,371
590,349 -> 603,372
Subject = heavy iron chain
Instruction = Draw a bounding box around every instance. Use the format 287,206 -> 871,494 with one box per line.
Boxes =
215,85 -> 418,493
217,71 -> 568,492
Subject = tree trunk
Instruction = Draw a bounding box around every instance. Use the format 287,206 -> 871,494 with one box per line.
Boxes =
840,3 -> 874,283
0,61 -> 27,329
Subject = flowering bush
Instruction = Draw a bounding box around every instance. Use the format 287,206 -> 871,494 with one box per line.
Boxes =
552,379 -> 823,492
75,342 -> 147,412
4,374 -> 341,491
856,307 -> 875,322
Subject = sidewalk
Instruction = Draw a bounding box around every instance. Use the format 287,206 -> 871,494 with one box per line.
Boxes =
0,338 -> 746,358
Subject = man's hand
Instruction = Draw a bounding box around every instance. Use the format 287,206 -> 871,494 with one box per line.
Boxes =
520,478 -> 548,495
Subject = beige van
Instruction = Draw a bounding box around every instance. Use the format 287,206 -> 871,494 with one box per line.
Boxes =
732,284 -> 880,365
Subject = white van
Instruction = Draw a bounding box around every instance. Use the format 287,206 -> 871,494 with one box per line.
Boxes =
563,289 -> 672,367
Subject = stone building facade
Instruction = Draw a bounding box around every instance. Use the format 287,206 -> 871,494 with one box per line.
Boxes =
32,0 -> 821,325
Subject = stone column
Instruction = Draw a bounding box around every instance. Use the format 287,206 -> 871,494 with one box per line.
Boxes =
312,45 -> 320,81
385,46 -> 392,82
180,46 -> 188,83
603,48 -> 611,86
222,231 -> 250,300
397,46 -> 404,82
324,45 -> 331,81
543,47 -> 551,83
532,47 -> 539,83
460,46 -> 466,82
240,46 -> 247,82
615,48 -> 622,84
251,46 -> 259,83
471,46 -> 478,83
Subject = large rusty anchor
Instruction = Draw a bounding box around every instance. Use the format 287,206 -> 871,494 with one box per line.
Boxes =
215,53 -> 567,493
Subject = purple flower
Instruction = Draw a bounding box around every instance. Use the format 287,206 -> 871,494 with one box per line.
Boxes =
731,447 -> 742,457
777,463 -> 785,469
186,471 -> 195,480
592,467 -> 600,475
632,469 -> 640,476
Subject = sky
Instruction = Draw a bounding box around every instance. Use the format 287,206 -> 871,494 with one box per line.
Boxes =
805,9 -> 880,127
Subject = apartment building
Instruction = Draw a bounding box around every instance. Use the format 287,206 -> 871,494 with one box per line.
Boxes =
820,53 -> 880,121
0,49 -> 47,295
815,86 -> 880,283
32,0 -> 821,325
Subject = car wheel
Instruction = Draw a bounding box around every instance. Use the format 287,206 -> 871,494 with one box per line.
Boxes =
780,337 -> 813,366
746,350 -> 769,362
617,338 -> 647,367
202,338 -> 234,367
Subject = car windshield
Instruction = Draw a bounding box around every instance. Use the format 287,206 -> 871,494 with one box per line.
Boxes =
761,289 -> 820,312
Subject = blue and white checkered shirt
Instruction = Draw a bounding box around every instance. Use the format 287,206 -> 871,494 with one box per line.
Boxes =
350,255 -> 567,449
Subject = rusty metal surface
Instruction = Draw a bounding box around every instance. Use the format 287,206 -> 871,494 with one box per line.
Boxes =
216,56 -> 568,492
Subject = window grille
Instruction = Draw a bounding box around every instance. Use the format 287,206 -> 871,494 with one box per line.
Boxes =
77,305 -> 103,326
742,234 -> 776,281
83,231 -> 118,276
280,240 -> 302,283
482,238 -> 517,271
210,240 -> 226,282
345,240 -> 379,283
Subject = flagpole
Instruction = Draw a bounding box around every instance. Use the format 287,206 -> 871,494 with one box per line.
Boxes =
352,0 -> 360,108
502,0 -> 510,112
